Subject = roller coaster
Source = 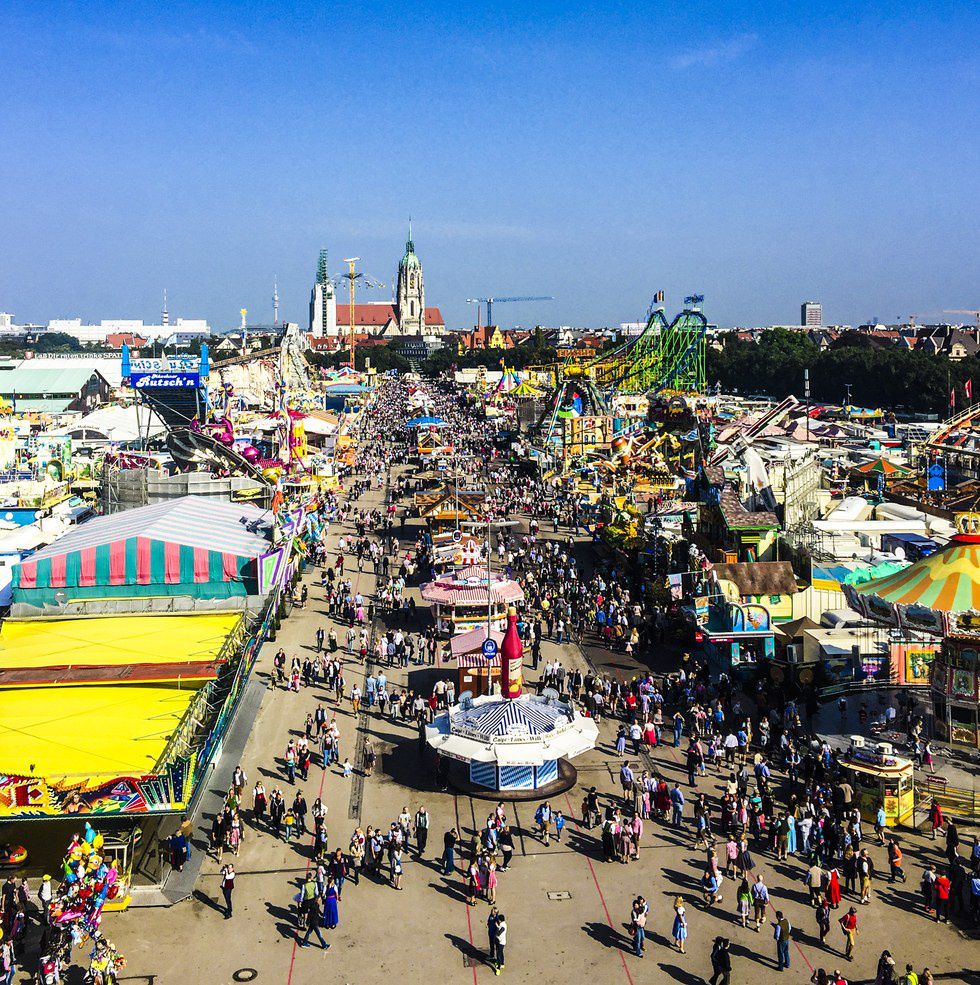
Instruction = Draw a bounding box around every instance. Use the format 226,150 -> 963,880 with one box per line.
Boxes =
533,299 -> 708,448
585,299 -> 707,394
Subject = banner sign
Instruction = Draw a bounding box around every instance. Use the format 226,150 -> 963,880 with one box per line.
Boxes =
132,373 -> 200,389
130,356 -> 201,389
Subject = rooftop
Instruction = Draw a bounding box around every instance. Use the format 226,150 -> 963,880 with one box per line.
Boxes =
0,365 -> 110,395
26,496 -> 272,563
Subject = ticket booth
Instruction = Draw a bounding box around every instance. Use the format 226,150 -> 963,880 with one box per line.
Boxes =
841,741 -> 915,827
449,626 -> 504,698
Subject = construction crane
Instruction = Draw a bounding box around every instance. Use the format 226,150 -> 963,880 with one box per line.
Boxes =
945,309 -> 980,329
465,295 -> 553,328
338,259 -> 385,369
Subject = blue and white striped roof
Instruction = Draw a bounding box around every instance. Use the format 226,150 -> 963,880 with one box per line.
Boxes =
455,699 -> 562,737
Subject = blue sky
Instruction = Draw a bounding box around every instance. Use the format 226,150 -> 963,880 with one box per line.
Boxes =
1,0 -> 977,330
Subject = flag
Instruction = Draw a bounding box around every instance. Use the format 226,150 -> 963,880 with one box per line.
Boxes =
950,387 -> 956,410
655,290 -> 665,303
967,379 -> 973,400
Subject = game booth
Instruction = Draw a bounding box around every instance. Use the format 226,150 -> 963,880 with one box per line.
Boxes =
700,599 -> 775,680
420,567 -> 524,636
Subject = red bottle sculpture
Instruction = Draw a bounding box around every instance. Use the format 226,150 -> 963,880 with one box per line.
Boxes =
499,606 -> 523,699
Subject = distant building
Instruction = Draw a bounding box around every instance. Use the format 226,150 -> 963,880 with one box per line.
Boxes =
44,318 -> 209,344
328,303 -> 446,340
309,249 -> 337,339
307,227 -> 444,347
801,301 -> 823,327
391,334 -> 445,364
395,224 -> 425,334
104,332 -> 148,350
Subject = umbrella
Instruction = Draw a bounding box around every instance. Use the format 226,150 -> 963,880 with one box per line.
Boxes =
853,457 -> 910,477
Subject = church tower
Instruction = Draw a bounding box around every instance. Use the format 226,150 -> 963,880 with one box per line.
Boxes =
396,221 -> 425,335
309,248 -> 337,338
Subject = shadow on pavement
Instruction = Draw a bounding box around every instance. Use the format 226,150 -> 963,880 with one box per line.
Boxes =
582,920 -> 627,951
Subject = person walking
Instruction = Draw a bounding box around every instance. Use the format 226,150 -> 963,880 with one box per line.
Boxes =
774,910 -> 792,971
498,825 -> 515,871
486,906 -> 499,970
933,870 -> 951,922
619,762 -> 634,802
391,849 -> 404,890
299,895 -> 330,950
816,899 -> 832,945
443,827 -> 458,876
736,877 -> 752,928
415,806 -> 430,857
709,937 -> 732,985
839,906 -> 858,961
808,861 -> 825,905
886,839 -> 906,883
630,896 -> 648,957
752,874 -> 770,931
535,801 -> 553,844
670,783 -> 685,827
858,849 -> 874,903
219,862 -> 235,918
323,879 -> 340,930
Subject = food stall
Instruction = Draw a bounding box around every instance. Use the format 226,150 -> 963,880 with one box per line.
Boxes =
841,739 -> 915,827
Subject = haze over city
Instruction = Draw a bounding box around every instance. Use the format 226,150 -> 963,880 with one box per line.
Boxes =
1,0 -> 978,328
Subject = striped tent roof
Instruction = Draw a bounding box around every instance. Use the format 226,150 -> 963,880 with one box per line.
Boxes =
454,699 -> 562,737
853,538 -> 980,612
26,497 -> 272,561
14,497 -> 273,596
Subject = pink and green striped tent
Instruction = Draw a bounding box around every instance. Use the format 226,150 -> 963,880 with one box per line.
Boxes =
14,497 -> 273,606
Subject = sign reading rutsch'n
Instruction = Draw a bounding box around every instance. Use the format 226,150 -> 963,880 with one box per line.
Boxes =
129,356 -> 201,389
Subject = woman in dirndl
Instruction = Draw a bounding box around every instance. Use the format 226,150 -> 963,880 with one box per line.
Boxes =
671,897 -> 688,953
826,867 -> 843,908
323,880 -> 340,930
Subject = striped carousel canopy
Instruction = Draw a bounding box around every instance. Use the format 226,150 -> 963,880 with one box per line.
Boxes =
852,536 -> 980,613
454,698 -> 563,738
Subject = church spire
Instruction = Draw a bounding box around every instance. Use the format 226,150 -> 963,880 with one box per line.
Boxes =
406,216 -> 414,255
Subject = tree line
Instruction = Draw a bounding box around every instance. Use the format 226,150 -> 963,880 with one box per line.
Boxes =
707,328 -> 980,415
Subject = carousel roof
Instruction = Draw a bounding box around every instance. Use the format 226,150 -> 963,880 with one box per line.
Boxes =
852,534 -> 980,612
453,698 -> 563,737
852,457 -> 910,477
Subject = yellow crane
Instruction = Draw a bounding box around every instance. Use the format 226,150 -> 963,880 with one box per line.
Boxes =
339,258 -> 385,370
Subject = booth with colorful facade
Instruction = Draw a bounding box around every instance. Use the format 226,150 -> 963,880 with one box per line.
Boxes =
421,567 -> 524,635
844,512 -> 980,748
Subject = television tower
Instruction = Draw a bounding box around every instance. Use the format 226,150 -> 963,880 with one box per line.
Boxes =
162,289 -> 169,327
273,276 -> 280,325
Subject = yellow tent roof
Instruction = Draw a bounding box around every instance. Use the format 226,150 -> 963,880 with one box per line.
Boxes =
0,613 -> 240,671
0,684 -> 198,778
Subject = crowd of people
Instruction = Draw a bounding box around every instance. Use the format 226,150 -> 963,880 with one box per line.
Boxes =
145,372 -> 974,983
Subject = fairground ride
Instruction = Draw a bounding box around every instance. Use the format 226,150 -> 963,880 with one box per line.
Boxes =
587,298 -> 707,395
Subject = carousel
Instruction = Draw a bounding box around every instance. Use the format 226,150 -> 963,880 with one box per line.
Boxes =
426,608 -> 598,799
844,512 -> 980,748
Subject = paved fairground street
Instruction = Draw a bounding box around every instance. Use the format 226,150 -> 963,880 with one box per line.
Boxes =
1,375 -> 963,985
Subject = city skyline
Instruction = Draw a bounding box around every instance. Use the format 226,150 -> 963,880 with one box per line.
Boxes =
1,1 -> 977,330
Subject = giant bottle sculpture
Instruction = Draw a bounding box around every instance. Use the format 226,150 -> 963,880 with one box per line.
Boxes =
499,606 -> 524,699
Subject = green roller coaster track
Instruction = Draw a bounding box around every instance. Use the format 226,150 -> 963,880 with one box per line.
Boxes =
588,305 -> 707,394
